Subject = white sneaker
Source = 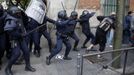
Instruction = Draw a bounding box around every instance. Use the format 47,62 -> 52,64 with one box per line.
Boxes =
109,45 -> 113,47
55,54 -> 63,59
87,44 -> 94,50
97,54 -> 101,58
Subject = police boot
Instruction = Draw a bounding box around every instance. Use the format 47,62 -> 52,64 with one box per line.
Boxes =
6,51 -> 12,59
63,56 -> 72,60
81,45 -> 87,48
14,57 -> 24,65
0,65 -> 1,70
25,65 -> 36,72
5,67 -> 13,75
46,56 -> 51,65
49,47 -> 52,53
0,60 -> 2,70
6,54 -> 11,59
33,50 -> 36,55
35,50 -> 40,57
73,48 -> 79,51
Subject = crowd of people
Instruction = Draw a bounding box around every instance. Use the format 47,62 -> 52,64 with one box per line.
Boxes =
0,0 -> 134,75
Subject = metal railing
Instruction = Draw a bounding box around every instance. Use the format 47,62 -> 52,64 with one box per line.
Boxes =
77,47 -> 134,75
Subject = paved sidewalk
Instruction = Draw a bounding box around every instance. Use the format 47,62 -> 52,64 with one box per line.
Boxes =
0,28 -> 134,75
0,46 -> 120,75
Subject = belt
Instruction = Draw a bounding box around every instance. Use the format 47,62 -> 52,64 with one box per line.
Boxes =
56,32 -> 68,38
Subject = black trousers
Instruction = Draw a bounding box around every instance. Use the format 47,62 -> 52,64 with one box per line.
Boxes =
93,28 -> 107,52
6,39 -> 31,69
49,34 -> 71,59
69,32 -> 79,49
0,33 -> 6,61
82,31 -> 95,46
39,30 -> 52,52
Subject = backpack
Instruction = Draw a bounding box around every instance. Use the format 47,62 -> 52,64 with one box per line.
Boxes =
98,17 -> 113,32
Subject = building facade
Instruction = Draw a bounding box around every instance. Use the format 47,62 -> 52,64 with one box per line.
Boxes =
78,0 -> 134,15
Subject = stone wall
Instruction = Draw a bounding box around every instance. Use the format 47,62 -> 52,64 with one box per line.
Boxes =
130,0 -> 134,11
78,0 -> 100,9
48,0 -> 100,27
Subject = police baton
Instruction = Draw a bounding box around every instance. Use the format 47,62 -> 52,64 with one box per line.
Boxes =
73,0 -> 79,11
61,1 -> 66,11
49,1 -> 66,34
24,24 -> 46,36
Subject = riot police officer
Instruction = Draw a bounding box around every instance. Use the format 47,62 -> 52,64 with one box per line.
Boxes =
4,6 -> 36,75
67,11 -> 80,51
0,4 -> 6,70
79,10 -> 95,48
46,10 -> 72,65
26,17 -> 41,57
38,15 -> 58,53
25,0 -> 47,57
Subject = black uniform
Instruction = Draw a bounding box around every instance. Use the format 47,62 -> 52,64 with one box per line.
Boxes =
79,11 -> 95,48
38,16 -> 54,53
0,5 -> 6,69
46,10 -> 72,65
4,6 -> 36,75
67,18 -> 79,51
66,11 -> 79,51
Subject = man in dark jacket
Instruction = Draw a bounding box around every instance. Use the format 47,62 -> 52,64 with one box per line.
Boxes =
123,11 -> 133,44
129,11 -> 134,46
87,15 -> 115,53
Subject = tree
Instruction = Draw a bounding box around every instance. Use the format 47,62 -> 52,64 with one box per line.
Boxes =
112,0 -> 125,68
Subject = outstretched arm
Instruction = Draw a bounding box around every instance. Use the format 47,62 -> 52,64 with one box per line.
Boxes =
97,16 -> 106,22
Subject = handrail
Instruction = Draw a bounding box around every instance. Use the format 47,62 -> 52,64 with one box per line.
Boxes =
83,47 -> 134,57
77,47 -> 134,75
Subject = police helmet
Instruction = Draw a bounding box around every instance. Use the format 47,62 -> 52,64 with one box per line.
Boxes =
82,10 -> 89,15
58,10 -> 67,19
0,4 -> 4,16
7,6 -> 22,18
70,11 -> 78,19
